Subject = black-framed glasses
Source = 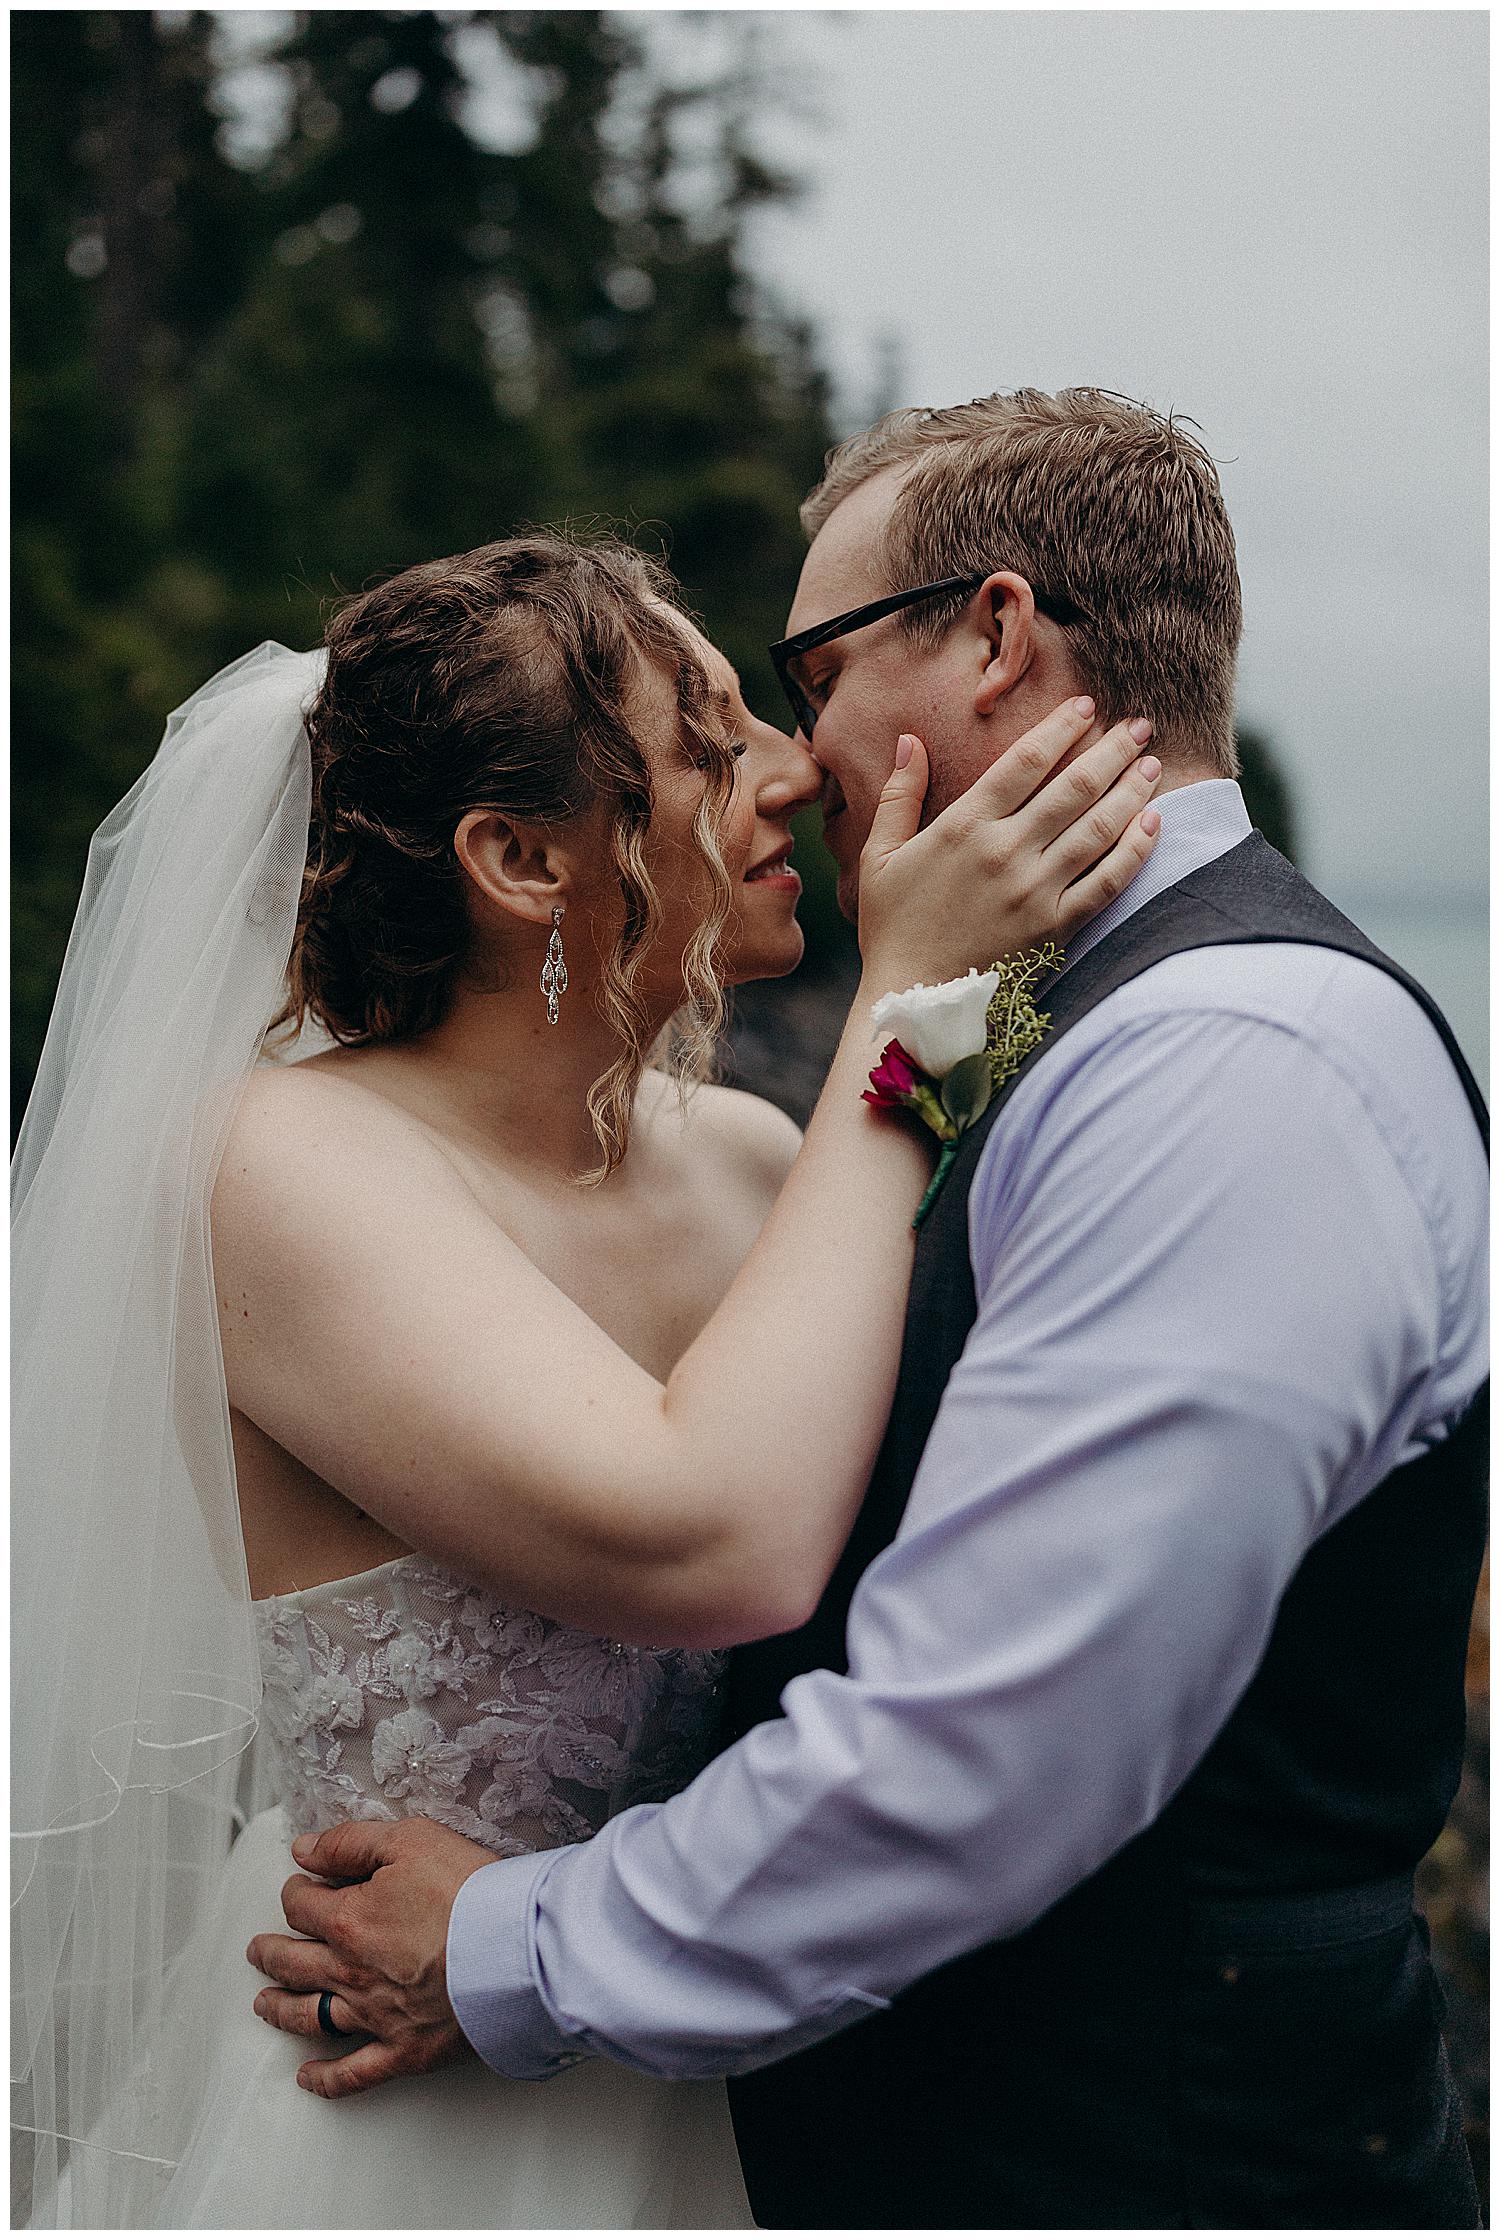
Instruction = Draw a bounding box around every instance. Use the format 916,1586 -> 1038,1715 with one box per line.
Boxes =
769,571 -> 1082,740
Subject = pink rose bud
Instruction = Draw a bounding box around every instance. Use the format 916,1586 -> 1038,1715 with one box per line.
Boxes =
864,1039 -> 922,1107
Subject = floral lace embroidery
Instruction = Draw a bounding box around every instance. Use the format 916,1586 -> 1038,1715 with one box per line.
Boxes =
254,1557 -> 726,1858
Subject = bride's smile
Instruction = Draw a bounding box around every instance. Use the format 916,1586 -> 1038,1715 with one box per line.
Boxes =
589,611 -> 822,1003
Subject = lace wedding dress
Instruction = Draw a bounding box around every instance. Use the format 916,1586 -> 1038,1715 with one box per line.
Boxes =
135,1553 -> 754,2228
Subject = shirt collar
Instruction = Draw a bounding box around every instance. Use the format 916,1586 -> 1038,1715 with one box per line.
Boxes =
1061,778 -> 1254,974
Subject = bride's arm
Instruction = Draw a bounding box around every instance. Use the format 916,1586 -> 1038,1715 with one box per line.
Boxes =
213,703 -> 1159,1648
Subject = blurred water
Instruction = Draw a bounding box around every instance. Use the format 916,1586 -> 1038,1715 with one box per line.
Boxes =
1330,893 -> 1489,1095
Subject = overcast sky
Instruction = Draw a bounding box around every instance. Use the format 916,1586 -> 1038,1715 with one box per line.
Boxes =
696,7 -> 1487,916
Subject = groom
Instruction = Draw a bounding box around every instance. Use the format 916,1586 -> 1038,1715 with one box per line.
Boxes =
251,389 -> 1487,2227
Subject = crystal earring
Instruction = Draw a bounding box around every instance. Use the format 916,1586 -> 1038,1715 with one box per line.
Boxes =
541,905 -> 567,1025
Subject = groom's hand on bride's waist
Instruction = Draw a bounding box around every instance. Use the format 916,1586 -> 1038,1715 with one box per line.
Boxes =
246,1817 -> 499,2098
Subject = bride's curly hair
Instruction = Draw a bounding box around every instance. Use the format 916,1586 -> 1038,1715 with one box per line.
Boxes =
267,533 -> 739,1179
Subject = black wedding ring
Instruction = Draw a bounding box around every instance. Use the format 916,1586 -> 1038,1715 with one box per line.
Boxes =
316,1987 -> 354,2039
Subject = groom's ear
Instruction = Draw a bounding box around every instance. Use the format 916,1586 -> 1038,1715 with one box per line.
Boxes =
973,571 -> 1039,717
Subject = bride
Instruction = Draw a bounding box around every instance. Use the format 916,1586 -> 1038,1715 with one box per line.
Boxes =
12,531 -> 1160,2227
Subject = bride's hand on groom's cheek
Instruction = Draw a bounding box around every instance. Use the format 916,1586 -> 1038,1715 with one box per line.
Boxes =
246,1817 -> 500,2098
857,699 -> 1161,991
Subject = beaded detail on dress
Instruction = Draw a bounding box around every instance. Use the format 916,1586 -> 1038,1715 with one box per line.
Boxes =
254,1555 -> 726,1858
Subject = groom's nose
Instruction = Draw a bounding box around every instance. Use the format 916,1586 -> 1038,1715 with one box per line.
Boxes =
755,729 -> 822,813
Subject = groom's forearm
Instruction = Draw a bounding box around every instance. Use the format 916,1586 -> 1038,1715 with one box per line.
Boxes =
446,1825 -> 895,2082
445,1852 -> 581,2079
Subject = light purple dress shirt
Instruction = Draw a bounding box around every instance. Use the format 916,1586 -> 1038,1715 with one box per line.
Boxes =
446,779 -> 1488,2080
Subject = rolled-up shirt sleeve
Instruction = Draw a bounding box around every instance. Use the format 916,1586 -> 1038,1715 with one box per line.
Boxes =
447,959 -> 1481,2081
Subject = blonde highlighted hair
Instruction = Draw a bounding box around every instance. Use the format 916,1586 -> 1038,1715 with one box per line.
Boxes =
803,388 -> 1243,776
269,533 -> 737,1180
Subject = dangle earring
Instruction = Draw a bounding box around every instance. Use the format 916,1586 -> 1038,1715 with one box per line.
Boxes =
541,905 -> 568,1025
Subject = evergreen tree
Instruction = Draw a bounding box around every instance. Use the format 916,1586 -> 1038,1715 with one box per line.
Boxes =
12,11 -> 264,1121
169,11 -> 541,666
12,10 -> 845,1116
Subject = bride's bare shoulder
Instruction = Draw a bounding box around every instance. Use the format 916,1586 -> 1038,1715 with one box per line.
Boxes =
641,1072 -> 803,1213
226,1052 -> 431,1153
215,1055 -> 469,1243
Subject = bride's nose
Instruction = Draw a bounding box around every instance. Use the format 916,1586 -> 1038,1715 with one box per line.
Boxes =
750,725 -> 822,814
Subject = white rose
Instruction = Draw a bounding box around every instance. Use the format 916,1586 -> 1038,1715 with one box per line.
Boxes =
870,967 -> 999,1079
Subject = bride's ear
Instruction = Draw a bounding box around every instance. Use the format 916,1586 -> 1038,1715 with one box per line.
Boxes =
454,808 -> 575,930
974,571 -> 1039,717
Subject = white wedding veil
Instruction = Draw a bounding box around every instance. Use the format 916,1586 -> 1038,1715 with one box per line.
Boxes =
12,643 -> 322,2226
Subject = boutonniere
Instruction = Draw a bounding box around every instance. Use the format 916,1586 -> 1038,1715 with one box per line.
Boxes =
864,945 -> 1063,1228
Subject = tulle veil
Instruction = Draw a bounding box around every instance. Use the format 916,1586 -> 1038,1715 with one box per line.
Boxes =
12,644 -> 322,2225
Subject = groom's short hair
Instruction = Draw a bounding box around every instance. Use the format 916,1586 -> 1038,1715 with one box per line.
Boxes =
802,389 -> 1243,777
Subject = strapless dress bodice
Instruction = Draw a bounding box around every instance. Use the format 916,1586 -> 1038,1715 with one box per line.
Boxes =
253,1553 -> 726,1857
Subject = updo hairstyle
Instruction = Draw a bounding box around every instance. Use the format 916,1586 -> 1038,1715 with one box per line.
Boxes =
268,533 -> 739,1177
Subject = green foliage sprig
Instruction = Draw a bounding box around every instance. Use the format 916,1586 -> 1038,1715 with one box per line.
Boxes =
985,942 -> 1064,1092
